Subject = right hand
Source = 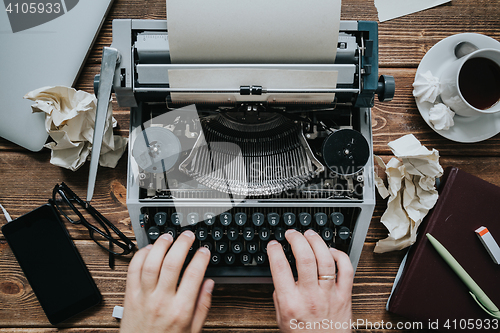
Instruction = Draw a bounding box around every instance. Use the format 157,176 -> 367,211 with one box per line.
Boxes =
267,229 -> 354,332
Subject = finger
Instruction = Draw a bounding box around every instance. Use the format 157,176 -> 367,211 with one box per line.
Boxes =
273,290 -> 282,328
126,244 -> 152,289
330,248 -> 354,291
191,279 -> 214,333
140,234 -> 174,291
176,247 -> 211,315
285,229 -> 318,287
267,240 -> 296,296
304,229 -> 336,286
157,230 -> 196,291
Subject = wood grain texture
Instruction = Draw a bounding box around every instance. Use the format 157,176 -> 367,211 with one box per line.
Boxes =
3,151 -> 500,242
0,239 -> 411,329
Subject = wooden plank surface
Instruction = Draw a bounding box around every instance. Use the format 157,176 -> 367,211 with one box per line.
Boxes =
2,154 -> 500,331
0,239 -> 408,329
1,0 -> 500,331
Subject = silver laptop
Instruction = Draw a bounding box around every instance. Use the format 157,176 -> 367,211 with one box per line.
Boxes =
0,0 -> 114,151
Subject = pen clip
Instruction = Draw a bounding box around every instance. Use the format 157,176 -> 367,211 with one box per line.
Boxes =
469,292 -> 500,319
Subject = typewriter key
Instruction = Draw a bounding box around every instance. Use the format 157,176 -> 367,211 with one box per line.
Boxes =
235,212 -> 247,226
227,227 -> 239,241
147,226 -> 160,241
283,212 -> 296,226
331,212 -> 344,226
314,212 -> 328,226
240,253 -> 252,265
267,213 -> 280,226
154,212 -> 167,226
338,226 -> 351,240
210,253 -> 221,265
299,212 -> 312,226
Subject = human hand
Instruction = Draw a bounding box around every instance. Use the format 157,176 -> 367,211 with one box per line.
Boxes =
120,231 -> 214,333
267,229 -> 354,332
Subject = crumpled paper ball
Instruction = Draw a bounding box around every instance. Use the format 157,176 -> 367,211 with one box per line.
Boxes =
429,103 -> 455,131
373,134 -> 443,253
24,86 -> 128,171
412,70 -> 442,104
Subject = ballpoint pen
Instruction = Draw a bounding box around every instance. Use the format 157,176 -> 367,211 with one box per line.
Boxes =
426,233 -> 500,319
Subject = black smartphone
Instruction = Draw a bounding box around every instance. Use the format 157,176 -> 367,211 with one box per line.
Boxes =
1,203 -> 101,325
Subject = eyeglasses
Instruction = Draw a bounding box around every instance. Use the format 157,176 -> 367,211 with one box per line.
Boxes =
52,183 -> 135,268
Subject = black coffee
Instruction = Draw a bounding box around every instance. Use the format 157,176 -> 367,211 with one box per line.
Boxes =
459,57 -> 500,110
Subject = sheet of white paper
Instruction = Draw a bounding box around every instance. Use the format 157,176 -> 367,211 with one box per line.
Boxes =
168,68 -> 338,103
374,134 -> 443,253
24,86 -> 128,171
166,0 -> 341,64
374,0 -> 451,22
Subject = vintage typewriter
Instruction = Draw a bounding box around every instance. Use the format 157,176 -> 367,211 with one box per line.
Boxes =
92,18 -> 394,282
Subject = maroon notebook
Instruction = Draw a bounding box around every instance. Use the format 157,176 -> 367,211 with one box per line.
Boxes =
387,167 -> 500,332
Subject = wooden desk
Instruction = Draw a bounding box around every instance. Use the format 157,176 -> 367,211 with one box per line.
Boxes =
1,0 -> 500,331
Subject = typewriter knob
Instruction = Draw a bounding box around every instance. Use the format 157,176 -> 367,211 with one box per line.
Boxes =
376,75 -> 395,102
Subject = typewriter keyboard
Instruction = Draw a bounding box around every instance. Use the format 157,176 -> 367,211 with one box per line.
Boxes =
140,207 -> 359,277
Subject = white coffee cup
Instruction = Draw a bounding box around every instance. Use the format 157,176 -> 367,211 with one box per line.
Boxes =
440,48 -> 500,117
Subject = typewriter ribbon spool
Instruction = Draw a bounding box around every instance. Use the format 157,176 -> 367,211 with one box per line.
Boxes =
132,127 -> 182,174
322,129 -> 370,176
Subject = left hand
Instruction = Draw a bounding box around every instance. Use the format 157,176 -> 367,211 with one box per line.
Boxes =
120,231 -> 214,333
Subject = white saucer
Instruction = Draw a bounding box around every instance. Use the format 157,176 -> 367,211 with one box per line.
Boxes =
415,33 -> 500,143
